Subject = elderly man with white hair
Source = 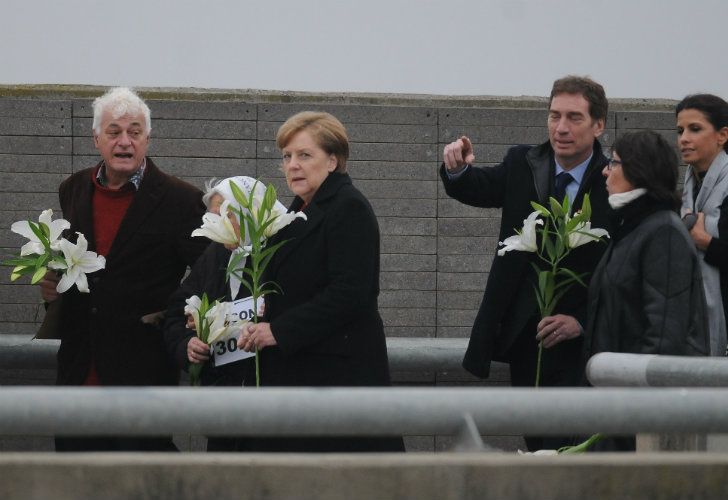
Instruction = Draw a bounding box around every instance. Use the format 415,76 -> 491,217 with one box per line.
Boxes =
38,87 -> 208,451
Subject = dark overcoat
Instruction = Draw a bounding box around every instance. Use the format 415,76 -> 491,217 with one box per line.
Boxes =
55,158 -> 207,386
236,172 -> 403,452
584,197 -> 709,358
252,172 -> 392,387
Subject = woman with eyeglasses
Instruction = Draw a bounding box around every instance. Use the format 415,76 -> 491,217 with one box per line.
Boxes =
677,94 -> 728,356
584,130 -> 708,372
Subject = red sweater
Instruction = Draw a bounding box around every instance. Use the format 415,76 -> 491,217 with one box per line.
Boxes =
83,170 -> 135,385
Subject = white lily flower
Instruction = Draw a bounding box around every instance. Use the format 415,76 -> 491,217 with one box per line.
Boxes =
205,301 -> 242,345
568,221 -> 609,248
517,449 -> 559,456
263,204 -> 307,239
497,211 -> 543,256
11,209 -> 70,256
49,233 -> 106,293
184,295 -> 203,336
242,182 -> 306,241
191,199 -> 240,246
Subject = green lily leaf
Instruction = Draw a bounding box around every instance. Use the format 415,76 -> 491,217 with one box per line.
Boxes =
30,266 -> 48,284
530,201 -> 551,217
549,197 -> 564,218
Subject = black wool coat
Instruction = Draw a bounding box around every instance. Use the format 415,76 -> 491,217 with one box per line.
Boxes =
584,197 -> 709,359
250,172 -> 392,388
236,172 -> 403,452
440,140 -> 610,378
55,158 -> 208,386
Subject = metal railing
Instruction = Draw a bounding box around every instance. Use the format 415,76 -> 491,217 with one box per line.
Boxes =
587,352 -> 728,387
0,386 -> 727,438
0,335 -> 479,373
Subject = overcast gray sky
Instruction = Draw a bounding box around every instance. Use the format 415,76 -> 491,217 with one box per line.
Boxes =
1,0 -> 726,99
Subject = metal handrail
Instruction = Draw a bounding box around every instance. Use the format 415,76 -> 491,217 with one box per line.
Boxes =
587,352 -> 728,387
0,336 -> 480,373
0,386 -> 726,437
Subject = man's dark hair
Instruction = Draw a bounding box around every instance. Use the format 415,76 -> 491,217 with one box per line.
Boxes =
550,76 -> 608,123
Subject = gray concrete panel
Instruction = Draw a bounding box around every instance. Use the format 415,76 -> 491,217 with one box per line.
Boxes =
380,254 -> 436,272
347,161 -> 437,181
380,272 -> 436,291
440,125 -> 548,145
438,254 -> 491,273
437,291 -> 484,310
0,118 -> 71,136
378,217 -> 436,236
353,179 -> 437,199
0,136 -> 70,155
440,107 -> 549,126
74,117 -> 256,140
0,154 -> 72,173
380,236 -> 436,254
369,199 -> 437,218
258,103 -> 436,124
0,193 -> 60,212
437,308 -> 478,327
0,172 -> 67,192
258,121 -> 437,144
0,100 -> 71,118
438,217 -> 500,237
616,110 -> 675,130
72,99 -> 257,120
438,236 -> 498,255
30,447 -> 704,500
437,272 -> 488,291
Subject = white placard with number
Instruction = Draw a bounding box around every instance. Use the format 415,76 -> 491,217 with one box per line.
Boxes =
212,296 -> 257,367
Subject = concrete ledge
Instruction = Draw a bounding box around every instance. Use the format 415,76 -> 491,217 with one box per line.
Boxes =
1,452 -> 727,500
0,84 -> 679,110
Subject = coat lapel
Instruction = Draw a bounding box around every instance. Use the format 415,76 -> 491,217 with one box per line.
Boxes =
264,173 -> 349,272
526,142 -> 552,204
73,171 -> 96,248
105,159 -> 168,262
573,141 -> 608,212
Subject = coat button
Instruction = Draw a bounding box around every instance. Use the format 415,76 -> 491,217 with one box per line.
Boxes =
90,307 -> 98,314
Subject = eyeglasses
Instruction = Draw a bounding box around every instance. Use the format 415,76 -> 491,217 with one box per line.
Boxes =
606,158 -> 622,170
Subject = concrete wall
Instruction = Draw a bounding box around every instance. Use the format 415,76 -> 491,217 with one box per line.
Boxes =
2,452 -> 728,500
0,86 -> 678,341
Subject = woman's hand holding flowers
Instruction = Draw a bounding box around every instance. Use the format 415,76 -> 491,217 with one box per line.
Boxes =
187,336 -> 211,364
238,322 -> 277,352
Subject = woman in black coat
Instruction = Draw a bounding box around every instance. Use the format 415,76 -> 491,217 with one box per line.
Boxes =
585,130 -> 709,358
236,111 -> 404,452
583,131 -> 709,451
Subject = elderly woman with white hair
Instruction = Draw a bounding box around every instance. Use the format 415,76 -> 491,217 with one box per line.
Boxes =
163,176 -> 259,450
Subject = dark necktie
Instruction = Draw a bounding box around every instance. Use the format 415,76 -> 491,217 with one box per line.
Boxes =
554,172 -> 574,202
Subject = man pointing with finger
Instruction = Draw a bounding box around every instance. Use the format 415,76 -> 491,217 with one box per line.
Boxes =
440,76 -> 611,450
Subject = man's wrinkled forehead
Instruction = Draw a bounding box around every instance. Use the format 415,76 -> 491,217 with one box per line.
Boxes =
100,111 -> 148,131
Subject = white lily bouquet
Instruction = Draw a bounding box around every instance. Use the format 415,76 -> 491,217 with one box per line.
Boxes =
191,178 -> 306,386
5,209 -> 105,293
498,194 -> 608,387
501,195 -> 608,455
184,293 -> 241,386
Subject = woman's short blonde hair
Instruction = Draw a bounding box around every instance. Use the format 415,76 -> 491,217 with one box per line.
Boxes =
276,111 -> 349,172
